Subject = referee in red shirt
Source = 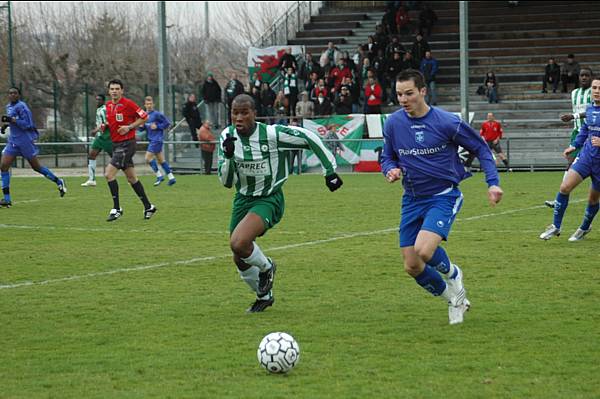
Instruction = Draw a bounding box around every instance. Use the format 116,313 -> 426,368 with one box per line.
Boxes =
104,79 -> 157,221
480,112 -> 511,172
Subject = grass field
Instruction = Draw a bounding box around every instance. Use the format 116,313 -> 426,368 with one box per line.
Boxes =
1,172 -> 599,398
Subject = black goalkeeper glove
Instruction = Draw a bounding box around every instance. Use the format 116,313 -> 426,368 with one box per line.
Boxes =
1,115 -> 10,123
325,173 -> 343,192
222,135 -> 237,159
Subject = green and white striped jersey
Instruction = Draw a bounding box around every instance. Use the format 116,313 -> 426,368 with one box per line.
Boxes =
218,122 -> 337,196
571,87 -> 591,129
96,105 -> 110,136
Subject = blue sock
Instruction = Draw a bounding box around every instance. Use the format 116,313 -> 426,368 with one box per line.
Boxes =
161,161 -> 172,174
581,203 -> 600,230
149,159 -> 159,173
415,265 -> 447,297
553,192 -> 570,228
1,171 -> 10,201
427,246 -> 457,278
38,166 -> 59,183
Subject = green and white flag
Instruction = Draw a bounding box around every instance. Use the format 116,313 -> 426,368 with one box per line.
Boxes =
302,114 -> 365,167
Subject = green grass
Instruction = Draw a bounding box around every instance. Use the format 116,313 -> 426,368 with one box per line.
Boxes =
1,172 -> 599,398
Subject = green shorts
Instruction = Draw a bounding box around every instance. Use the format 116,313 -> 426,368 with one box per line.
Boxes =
569,128 -> 581,158
91,131 -> 113,154
229,190 -> 285,234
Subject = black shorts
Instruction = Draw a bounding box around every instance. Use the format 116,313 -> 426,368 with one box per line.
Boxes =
487,140 -> 503,154
110,139 -> 136,170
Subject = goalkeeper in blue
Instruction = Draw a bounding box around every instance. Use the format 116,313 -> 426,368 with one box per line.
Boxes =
540,76 -> 600,242
381,70 -> 503,325
218,94 -> 343,313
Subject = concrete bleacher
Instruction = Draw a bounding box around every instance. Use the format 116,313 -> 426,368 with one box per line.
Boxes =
291,0 -> 599,170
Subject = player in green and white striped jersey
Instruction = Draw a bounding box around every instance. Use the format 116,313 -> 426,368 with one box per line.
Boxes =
219,94 -> 343,313
81,94 -> 113,186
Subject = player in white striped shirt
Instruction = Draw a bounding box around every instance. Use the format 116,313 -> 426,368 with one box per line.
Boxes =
218,94 -> 343,312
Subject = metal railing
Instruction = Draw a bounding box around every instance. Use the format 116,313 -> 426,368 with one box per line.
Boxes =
254,1 -> 324,48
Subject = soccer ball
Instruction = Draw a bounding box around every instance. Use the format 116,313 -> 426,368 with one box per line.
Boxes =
257,332 -> 300,373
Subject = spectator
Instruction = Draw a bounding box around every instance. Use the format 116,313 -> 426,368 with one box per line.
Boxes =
250,86 -> 262,117
418,3 -> 438,37
561,54 -> 580,93
259,82 -> 276,124
182,93 -> 201,145
300,52 -> 322,81
352,45 -> 368,77
305,71 -> 319,97
224,72 -> 245,124
314,92 -> 333,116
484,71 -> 499,104
420,50 -> 438,105
411,33 -> 431,62
328,58 -> 353,95
311,78 -> 329,103
359,58 -> 371,89
386,51 -> 404,105
273,90 -> 289,125
334,85 -> 353,115
321,42 -> 341,76
249,72 -> 262,93
542,57 -> 561,93
295,91 -> 314,120
278,47 -> 297,74
386,36 -> 406,60
342,76 -> 361,113
382,5 -> 398,35
364,76 -> 383,114
365,35 -> 379,62
395,6 -> 411,37
198,120 -> 216,175
372,49 -> 388,101
202,72 -> 222,129
283,66 -> 299,116
401,50 -> 420,70
374,24 -> 389,54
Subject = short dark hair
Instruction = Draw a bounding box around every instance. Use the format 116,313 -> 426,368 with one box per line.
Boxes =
8,87 -> 21,95
107,79 -> 124,89
232,93 -> 256,110
96,93 -> 106,102
396,69 -> 426,89
580,67 -> 593,75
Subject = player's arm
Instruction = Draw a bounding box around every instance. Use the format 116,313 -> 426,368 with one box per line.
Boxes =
118,103 -> 148,135
10,105 -> 35,130
567,122 -> 589,156
217,129 -> 238,188
276,126 -> 342,191
380,119 -> 402,183
560,112 -> 586,122
159,113 -> 171,130
453,120 -> 502,206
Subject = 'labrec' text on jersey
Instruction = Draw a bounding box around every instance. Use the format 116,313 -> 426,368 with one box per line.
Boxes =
218,122 -> 337,196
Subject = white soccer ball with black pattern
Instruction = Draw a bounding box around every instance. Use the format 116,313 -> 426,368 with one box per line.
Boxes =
257,332 -> 300,373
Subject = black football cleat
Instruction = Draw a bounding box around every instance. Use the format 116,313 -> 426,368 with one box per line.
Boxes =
246,296 -> 274,313
257,259 -> 276,297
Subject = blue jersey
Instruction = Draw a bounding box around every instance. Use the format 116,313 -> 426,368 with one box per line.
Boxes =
5,100 -> 38,143
573,104 -> 600,158
139,110 -> 170,142
381,106 -> 499,196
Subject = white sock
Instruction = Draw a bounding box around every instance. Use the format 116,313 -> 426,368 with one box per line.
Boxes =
167,172 -> 175,180
88,159 -> 96,181
441,286 -> 452,302
156,170 -> 163,178
241,242 -> 272,272
239,266 -> 260,294
443,264 -> 458,280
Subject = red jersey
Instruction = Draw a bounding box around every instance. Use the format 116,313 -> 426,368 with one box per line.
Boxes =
105,97 -> 147,142
480,120 -> 503,142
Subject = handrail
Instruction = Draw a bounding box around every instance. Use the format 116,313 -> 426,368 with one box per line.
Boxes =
253,1 -> 323,48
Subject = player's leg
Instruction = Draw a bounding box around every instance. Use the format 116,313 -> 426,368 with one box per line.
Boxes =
27,155 -> 66,197
146,149 -> 164,186
155,151 -> 176,185
82,148 -> 101,186
123,166 -> 156,219
0,152 -> 15,206
104,163 -> 123,221
540,167 -> 584,239
569,183 -> 600,242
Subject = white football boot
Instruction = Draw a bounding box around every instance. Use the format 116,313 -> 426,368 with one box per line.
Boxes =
568,227 -> 591,242
539,224 -> 561,240
446,265 -> 470,325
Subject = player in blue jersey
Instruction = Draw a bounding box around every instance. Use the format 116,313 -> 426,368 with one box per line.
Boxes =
0,87 -> 66,207
138,96 -> 176,186
381,70 -> 503,325
540,76 -> 600,241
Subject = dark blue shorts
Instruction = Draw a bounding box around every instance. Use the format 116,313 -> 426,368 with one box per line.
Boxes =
147,140 -> 164,154
570,151 -> 600,192
2,138 -> 39,160
399,187 -> 464,247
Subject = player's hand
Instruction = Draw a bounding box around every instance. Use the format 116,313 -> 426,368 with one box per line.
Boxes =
325,173 -> 343,192
385,168 -> 402,183
563,145 -> 577,158
1,115 -> 11,123
591,136 -> 600,147
117,125 -> 131,135
560,113 -> 574,122
222,134 -> 237,159
150,123 -> 157,130
488,185 -> 503,207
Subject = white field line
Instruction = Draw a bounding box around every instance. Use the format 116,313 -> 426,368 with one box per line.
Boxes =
0,201 -> 583,290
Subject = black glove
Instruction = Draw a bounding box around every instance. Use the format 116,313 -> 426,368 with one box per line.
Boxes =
222,135 -> 237,159
1,115 -> 10,123
325,173 -> 343,192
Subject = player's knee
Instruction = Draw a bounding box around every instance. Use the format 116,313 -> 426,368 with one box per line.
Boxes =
230,235 -> 252,257
403,261 -> 422,277
414,245 -> 434,263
